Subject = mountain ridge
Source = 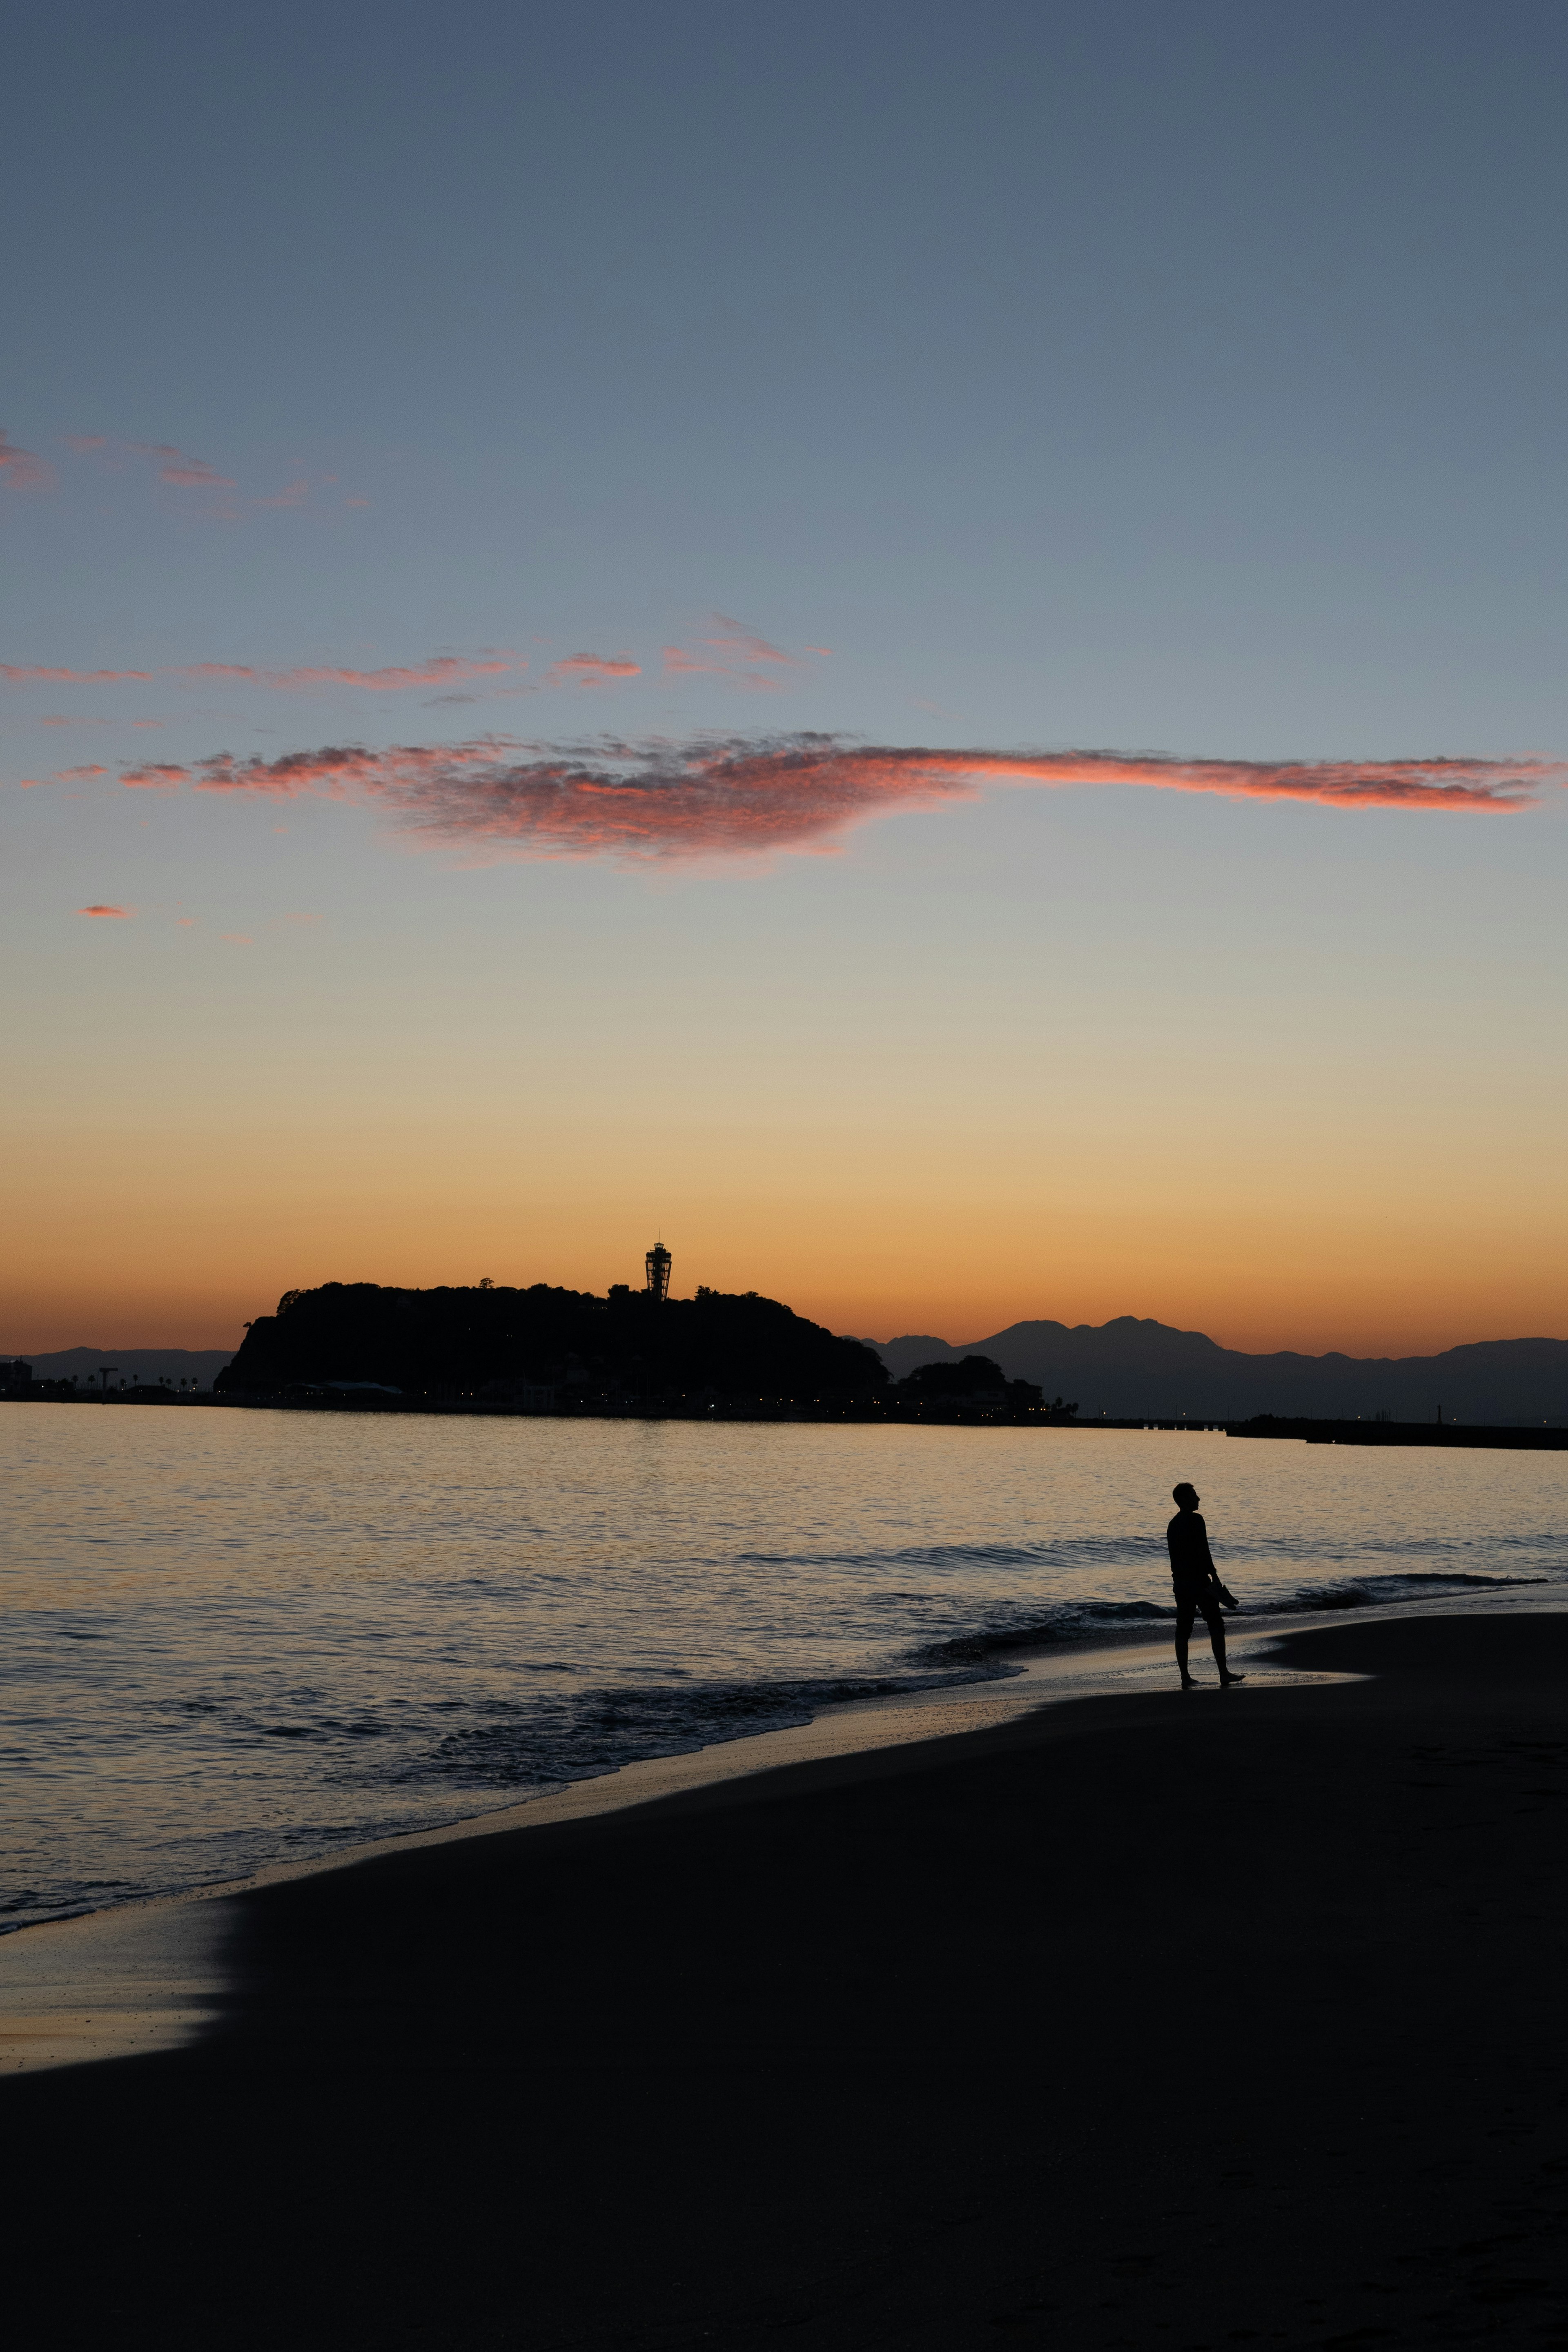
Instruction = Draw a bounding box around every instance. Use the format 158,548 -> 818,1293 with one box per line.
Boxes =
860,1317 -> 1568,1424
6,1346 -> 236,1387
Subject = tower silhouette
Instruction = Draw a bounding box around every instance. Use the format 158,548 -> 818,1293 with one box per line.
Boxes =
645,1241 -> 672,1303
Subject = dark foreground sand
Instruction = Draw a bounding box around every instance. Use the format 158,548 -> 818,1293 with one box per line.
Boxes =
5,1613 -> 1567,2350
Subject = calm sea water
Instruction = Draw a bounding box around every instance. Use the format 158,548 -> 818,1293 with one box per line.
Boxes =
3,1405 -> 1564,1930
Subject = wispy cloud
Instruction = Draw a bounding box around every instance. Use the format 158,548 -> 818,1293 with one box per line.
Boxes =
5,652 -> 514,694
120,762 -> 189,791
110,734 -> 1557,863
78,903 -> 131,918
177,653 -> 517,692
706,618 -> 797,668
543,653 -> 641,688
20,754 -> 135,788
662,615 -> 816,692
0,428 -> 53,492
2,664 -> 155,684
134,442 -> 238,489
59,435 -> 362,513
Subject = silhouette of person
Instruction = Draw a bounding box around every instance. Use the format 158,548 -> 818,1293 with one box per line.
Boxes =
1167,1483 -> 1243,1690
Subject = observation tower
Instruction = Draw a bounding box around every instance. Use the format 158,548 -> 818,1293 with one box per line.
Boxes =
645,1241 -> 672,1303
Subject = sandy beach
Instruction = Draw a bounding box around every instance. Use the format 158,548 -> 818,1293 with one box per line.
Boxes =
4,1609 -> 1566,2349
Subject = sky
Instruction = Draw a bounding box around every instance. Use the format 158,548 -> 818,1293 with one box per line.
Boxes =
4,0 -> 1566,1358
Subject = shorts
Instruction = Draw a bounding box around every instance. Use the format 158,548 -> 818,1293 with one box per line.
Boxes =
1173,1583 -> 1224,1632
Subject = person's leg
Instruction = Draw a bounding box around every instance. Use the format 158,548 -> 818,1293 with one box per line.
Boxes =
1175,1595 -> 1197,1685
1200,1593 -> 1244,1685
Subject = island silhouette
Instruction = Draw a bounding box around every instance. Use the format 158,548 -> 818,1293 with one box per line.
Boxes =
210,1282 -> 1090,1417
216,1278 -> 898,1409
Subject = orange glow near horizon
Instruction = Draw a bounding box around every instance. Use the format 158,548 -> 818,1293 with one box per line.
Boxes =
6,1145 -> 1564,1361
12,735 -> 1567,1369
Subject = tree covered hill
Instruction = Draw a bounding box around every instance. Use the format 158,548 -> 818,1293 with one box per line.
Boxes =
216,1281 -> 887,1404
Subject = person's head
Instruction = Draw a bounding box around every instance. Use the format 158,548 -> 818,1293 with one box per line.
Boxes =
1172,1482 -> 1199,1511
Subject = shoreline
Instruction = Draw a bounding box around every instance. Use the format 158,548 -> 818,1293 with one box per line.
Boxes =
4,1604 -> 1567,2348
3,1581 -> 1557,2077
9,1392 -> 1568,1444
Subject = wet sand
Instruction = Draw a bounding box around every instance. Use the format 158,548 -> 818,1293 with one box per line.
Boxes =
4,1611 -> 1567,2348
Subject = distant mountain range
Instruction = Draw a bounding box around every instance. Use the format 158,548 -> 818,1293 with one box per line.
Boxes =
11,1347 -> 235,1388
862,1319 -> 1568,1426
12,1320 -> 1568,1426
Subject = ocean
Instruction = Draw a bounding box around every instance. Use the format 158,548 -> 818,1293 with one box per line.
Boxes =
4,1403 -> 1564,1931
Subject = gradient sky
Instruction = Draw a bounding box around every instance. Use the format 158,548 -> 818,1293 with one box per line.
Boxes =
4,0 -> 1566,1357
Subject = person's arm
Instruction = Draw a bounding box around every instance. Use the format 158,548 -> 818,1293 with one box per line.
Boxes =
1196,1517 -> 1239,1605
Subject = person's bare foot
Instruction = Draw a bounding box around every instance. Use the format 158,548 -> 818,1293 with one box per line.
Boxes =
1220,1671 -> 1246,1687
1180,1675 -> 1198,1690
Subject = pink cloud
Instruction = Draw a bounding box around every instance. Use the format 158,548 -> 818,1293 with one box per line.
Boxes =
58,433 -> 359,514
15,757 -> 121,787
7,651 -> 514,694
1,664 -> 153,684
662,616 -> 809,692
65,434 -> 318,510
135,443 -> 237,489
708,617 -> 796,666
177,654 -> 516,691
79,904 -> 131,918
33,713 -> 163,729
0,429 -> 53,492
116,734 -> 1558,863
544,653 -> 642,688
120,762 -> 188,791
